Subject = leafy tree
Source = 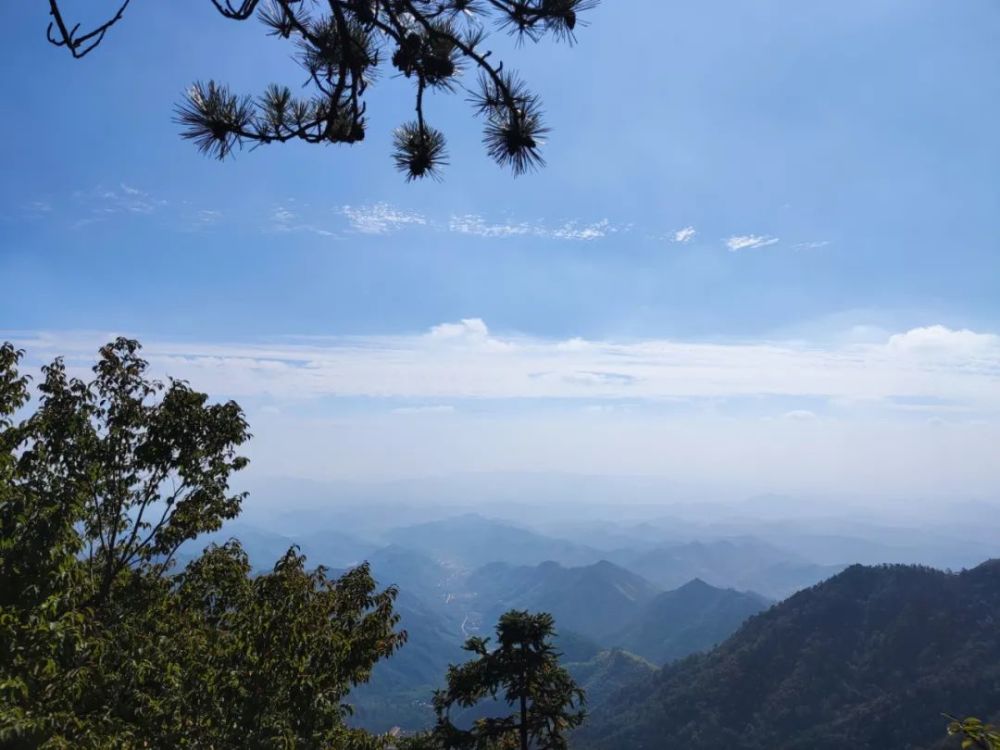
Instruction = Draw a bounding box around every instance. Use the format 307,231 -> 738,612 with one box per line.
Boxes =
947,717 -> 1000,750
427,610 -> 585,750
44,0 -> 599,180
0,339 -> 406,748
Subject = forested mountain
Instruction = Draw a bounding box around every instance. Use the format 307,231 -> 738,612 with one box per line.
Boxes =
565,650 -> 658,710
577,560 -> 1000,750
611,579 -> 771,664
467,560 -> 661,641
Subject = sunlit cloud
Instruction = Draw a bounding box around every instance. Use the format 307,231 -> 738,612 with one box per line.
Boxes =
726,234 -> 779,251
448,214 -> 620,241
674,226 -> 697,243
339,203 -> 427,234
10,322 -> 1000,410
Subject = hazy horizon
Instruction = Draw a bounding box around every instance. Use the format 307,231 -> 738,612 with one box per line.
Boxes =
7,323 -> 1000,499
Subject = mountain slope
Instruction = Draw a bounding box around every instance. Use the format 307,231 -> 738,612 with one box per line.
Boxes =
566,649 -> 658,709
611,578 -> 770,664
349,589 -> 465,732
467,559 -> 661,641
578,560 -> 1000,750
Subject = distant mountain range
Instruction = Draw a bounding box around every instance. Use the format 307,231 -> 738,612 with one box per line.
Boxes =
577,560 -> 1000,750
173,508 -> 1000,739
614,537 -> 844,599
383,513 -> 602,568
353,557 -> 767,732
466,559 -> 661,641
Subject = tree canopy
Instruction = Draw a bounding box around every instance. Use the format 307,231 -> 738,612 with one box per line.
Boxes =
0,339 -> 406,748
45,0 -> 599,180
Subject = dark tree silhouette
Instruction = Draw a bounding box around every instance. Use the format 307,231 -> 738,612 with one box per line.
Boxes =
45,0 -> 599,180
429,610 -> 585,750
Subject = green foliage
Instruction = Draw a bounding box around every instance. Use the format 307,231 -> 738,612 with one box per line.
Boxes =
0,339 -> 406,748
45,0 -> 600,180
948,717 -> 1000,750
425,610 -> 585,750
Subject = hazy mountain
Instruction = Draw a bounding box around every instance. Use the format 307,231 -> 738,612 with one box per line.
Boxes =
611,578 -> 770,664
578,560 -> 1000,750
385,513 -> 603,568
620,537 -> 842,599
176,520 -> 379,571
467,559 -> 661,641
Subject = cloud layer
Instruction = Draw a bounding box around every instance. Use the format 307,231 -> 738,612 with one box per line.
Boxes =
12,322 -> 1000,409
10,322 -> 999,494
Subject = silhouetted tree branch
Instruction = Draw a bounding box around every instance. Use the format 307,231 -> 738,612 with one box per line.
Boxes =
46,0 -> 599,180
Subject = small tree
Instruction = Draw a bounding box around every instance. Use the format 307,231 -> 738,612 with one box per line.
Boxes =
44,0 -> 599,180
430,610 -> 585,750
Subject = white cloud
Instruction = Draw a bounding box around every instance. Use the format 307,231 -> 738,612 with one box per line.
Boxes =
794,240 -> 831,250
448,214 -> 532,238
549,219 -> 616,241
887,325 -> 999,359
11,324 -> 1000,412
448,214 -> 619,241
428,318 -> 491,340
673,226 -> 697,243
726,234 -> 780,252
340,203 -> 427,234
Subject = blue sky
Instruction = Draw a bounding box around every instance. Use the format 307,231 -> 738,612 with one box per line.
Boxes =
2,1 -> 999,497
